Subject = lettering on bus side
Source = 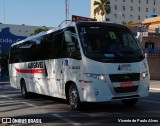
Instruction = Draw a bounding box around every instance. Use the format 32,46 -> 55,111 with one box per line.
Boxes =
28,62 -> 44,68
72,66 -> 80,70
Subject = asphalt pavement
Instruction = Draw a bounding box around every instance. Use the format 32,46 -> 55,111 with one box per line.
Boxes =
0,78 -> 160,126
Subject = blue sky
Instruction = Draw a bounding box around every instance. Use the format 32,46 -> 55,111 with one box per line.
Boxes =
0,0 -> 91,27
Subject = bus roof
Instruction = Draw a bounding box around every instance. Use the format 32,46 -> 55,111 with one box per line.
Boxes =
11,21 -> 77,47
11,21 -> 125,47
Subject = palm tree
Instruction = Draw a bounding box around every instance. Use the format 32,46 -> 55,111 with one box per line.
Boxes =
94,0 -> 111,21
30,27 -> 48,35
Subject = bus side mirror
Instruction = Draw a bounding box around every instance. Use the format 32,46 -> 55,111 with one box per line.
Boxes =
64,31 -> 72,42
145,53 -> 147,58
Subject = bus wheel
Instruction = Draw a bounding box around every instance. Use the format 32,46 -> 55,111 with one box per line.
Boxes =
68,84 -> 81,110
122,98 -> 138,106
21,80 -> 30,98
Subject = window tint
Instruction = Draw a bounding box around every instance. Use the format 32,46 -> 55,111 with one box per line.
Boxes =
9,46 -> 20,63
41,34 -> 53,60
63,27 -> 81,60
54,31 -> 64,59
9,27 -> 81,63
19,41 -> 34,62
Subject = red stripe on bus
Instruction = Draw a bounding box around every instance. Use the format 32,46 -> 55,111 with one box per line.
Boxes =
15,68 -> 44,74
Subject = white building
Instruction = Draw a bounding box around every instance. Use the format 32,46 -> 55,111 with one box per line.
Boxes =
91,0 -> 160,23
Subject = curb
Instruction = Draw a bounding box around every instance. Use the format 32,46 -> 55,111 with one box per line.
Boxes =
150,88 -> 160,91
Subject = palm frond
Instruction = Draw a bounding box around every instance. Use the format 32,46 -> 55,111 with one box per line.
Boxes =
94,7 -> 100,15
104,4 -> 111,14
93,0 -> 111,17
93,1 -> 101,6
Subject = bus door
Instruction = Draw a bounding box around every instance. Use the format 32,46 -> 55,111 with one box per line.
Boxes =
54,28 -> 80,97
62,27 -> 82,89
52,27 -> 82,98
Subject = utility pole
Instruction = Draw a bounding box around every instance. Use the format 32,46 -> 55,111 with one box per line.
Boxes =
4,0 -> 6,28
65,0 -> 69,23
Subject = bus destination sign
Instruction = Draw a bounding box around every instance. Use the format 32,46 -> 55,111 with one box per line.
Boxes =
72,15 -> 97,22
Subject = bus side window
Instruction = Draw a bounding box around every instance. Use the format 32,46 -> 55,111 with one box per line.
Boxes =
19,41 -> 34,62
41,34 -> 53,60
9,46 -> 19,63
9,47 -> 14,63
64,27 -> 81,60
54,31 -> 64,59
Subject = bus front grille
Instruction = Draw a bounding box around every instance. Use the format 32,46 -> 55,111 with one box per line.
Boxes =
109,73 -> 140,82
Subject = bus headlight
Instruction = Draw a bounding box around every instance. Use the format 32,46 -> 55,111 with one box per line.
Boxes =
141,71 -> 149,78
86,74 -> 105,81
98,75 -> 105,80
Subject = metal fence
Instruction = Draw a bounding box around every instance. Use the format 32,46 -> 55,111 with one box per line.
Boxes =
144,48 -> 160,55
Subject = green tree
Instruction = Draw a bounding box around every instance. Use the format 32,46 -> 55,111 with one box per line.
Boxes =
94,0 -> 111,21
121,21 -> 133,25
121,21 -> 127,25
0,54 -> 9,76
128,21 -> 133,24
30,27 -> 48,35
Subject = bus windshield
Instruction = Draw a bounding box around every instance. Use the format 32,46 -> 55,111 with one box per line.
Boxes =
77,24 -> 144,63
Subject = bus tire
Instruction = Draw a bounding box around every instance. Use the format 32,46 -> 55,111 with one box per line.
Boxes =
21,80 -> 30,98
68,84 -> 82,110
122,98 -> 138,106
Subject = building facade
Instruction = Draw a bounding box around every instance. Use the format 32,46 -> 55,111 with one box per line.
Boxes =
128,16 -> 160,80
0,23 -> 52,78
91,0 -> 160,23
0,23 -> 52,55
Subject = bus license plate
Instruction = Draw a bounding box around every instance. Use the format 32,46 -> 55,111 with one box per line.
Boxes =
120,82 -> 133,87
